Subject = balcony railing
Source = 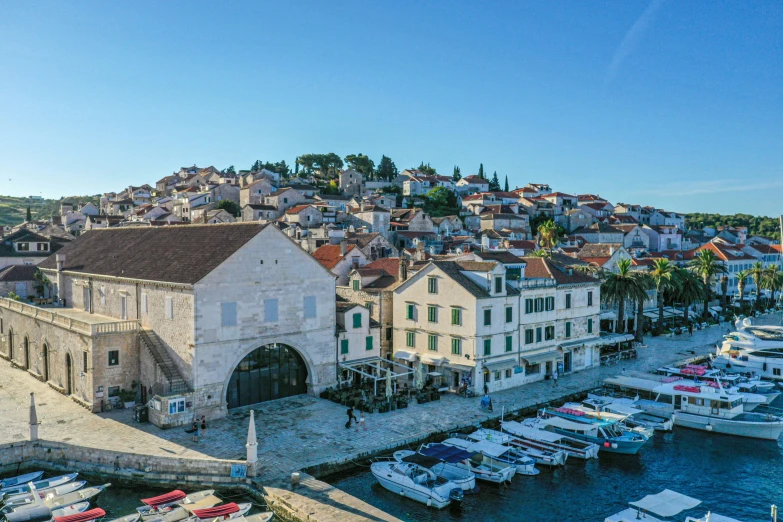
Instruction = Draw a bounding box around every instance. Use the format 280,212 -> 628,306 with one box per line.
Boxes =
0,298 -> 139,336
515,278 -> 557,289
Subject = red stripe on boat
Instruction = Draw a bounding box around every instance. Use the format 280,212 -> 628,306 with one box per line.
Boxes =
54,508 -> 106,522
192,503 -> 239,519
142,490 -> 187,506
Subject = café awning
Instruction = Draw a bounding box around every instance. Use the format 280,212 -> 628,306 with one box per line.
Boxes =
393,350 -> 419,362
420,354 -> 448,366
483,358 -> 518,371
520,350 -> 559,366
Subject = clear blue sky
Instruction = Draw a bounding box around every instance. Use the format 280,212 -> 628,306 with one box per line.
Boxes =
1,1 -> 782,215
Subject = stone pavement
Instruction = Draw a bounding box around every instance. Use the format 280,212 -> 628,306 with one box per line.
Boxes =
1,314 -> 780,485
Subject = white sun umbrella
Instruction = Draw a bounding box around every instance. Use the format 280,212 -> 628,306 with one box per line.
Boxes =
385,368 -> 393,399
417,362 -> 427,390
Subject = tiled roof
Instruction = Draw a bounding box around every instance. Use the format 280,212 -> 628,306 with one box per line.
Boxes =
0,265 -> 38,282
693,242 -> 758,262
312,244 -> 357,269
285,204 -> 312,215
431,260 -> 520,298
244,204 -> 277,210
522,257 -> 599,285
345,232 -> 381,250
572,222 -> 623,235
505,240 -> 537,250
580,256 -> 611,265
38,223 -> 269,284
577,243 -> 624,258
461,175 -> 487,184
473,251 -> 526,264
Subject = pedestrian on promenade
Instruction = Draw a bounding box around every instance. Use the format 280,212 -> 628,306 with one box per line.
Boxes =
552,370 -> 558,387
345,406 -> 357,428
200,416 -> 207,437
356,409 -> 367,431
483,382 -> 489,395
688,324 -> 693,336
192,421 -> 200,443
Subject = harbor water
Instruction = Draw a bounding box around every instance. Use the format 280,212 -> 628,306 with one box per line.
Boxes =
328,426 -> 783,521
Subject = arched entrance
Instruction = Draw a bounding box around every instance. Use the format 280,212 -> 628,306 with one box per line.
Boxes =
226,343 -> 308,409
65,353 -> 73,395
8,328 -> 13,360
42,344 -> 49,381
23,336 -> 29,370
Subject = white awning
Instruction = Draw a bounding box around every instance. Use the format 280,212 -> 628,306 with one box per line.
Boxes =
603,403 -> 644,417
520,350 -> 559,366
393,350 -> 418,362
600,310 -> 617,320
599,333 -> 635,345
560,337 -> 602,350
445,362 -> 476,372
483,358 -> 518,371
629,490 -> 702,517
420,354 -> 448,366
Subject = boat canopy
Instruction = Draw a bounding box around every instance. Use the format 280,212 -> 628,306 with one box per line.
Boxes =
602,403 -> 644,417
400,454 -> 443,468
141,491 -> 186,506
628,490 -> 701,517
501,421 -> 564,442
457,438 -> 511,458
192,503 -> 239,519
419,443 -> 475,463
54,508 -> 106,522
182,496 -> 222,512
541,416 -> 599,432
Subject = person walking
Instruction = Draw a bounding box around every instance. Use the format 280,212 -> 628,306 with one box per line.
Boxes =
192,421 -> 200,443
345,406 -> 357,429
200,416 -> 207,437
688,324 -> 694,336
552,369 -> 558,387
356,409 -> 367,431
483,382 -> 489,395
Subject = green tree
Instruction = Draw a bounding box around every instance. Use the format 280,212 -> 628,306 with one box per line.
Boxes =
417,162 -> 436,176
26,206 -> 31,222
320,180 -> 340,195
452,165 -> 461,182
736,269 -> 750,302
478,163 -> 485,179
376,155 -> 398,181
423,187 -> 458,217
672,268 -> 705,325
537,219 -> 563,255
33,268 -> 51,298
763,266 -> 783,307
294,158 -> 300,175
749,261 -> 766,310
504,175 -> 509,192
650,258 -> 678,327
216,200 -> 241,217
222,165 -> 236,175
344,153 -> 375,176
601,258 -> 649,334
632,271 -> 653,341
688,249 -> 728,319
488,171 -> 501,191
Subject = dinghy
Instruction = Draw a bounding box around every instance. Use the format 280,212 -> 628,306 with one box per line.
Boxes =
51,501 -> 90,519
231,514 -> 273,522
137,490 -> 217,521
0,473 -> 45,493
3,481 -> 87,509
188,502 -> 251,521
0,474 -> 78,498
40,484 -> 110,510
53,507 -> 106,522
105,513 -> 142,522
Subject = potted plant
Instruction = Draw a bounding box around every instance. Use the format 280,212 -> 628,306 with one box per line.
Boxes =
119,389 -> 136,408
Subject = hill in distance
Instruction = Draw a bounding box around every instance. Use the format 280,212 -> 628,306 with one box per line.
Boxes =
0,195 -> 99,226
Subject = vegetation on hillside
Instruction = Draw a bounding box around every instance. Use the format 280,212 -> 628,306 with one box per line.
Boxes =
685,213 -> 781,240
0,195 -> 98,226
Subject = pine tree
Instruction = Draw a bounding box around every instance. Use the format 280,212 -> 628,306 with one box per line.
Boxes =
26,206 -> 32,222
294,158 -> 300,175
489,171 -> 501,191
504,175 -> 509,192
478,163 -> 484,179
452,165 -> 461,182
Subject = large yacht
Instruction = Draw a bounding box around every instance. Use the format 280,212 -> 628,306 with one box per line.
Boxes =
713,318 -> 783,382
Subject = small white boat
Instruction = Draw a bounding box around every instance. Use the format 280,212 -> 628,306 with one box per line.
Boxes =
137,490 -> 216,520
0,474 -> 78,498
3,481 -> 87,509
370,460 -> 464,509
393,448 -> 477,492
0,473 -> 45,493
44,484 -> 110,510
440,438 -> 519,482
230,514 -> 273,522
502,420 -> 600,460
185,502 -> 252,522
105,514 -> 142,522
463,428 -> 560,468
563,401 -> 655,439
51,501 -> 90,519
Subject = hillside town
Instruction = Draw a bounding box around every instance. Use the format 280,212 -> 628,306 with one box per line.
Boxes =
0,162 -> 781,431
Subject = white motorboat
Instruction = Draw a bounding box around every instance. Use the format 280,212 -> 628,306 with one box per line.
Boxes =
418,442 -> 515,484
53,507 -> 106,522
231,514 -> 273,522
0,474 -> 78,498
2,484 -> 109,514
657,364 -> 780,405
3,480 -> 87,509
147,492 -> 222,522
605,489 -> 702,522
370,460 -> 464,509
582,395 -> 673,431
136,490 -> 216,520
440,438 -> 519,482
501,420 -> 600,460
712,318 -> 783,382
51,501 -> 90,519
463,428 -> 563,468
652,381 -> 783,440
0,473 -> 44,493
564,400 -> 655,438
393,446 -> 478,492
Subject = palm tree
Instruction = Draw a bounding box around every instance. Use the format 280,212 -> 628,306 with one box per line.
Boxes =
530,249 -> 551,258
537,220 -> 562,255
749,261 -> 765,311
688,249 -> 728,319
673,268 -> 706,325
736,269 -> 750,302
632,271 -> 653,342
650,258 -> 677,328
762,265 -> 783,309
601,259 -> 648,334
720,275 -> 729,307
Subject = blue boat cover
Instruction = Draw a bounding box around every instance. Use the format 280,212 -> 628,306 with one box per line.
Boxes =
420,443 -> 475,463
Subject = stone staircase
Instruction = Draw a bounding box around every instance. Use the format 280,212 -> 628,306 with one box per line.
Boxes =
140,329 -> 190,395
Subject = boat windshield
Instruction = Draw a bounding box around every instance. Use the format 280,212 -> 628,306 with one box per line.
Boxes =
746,328 -> 783,340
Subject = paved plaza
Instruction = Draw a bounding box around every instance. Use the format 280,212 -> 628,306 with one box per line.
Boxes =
1,314 -> 779,486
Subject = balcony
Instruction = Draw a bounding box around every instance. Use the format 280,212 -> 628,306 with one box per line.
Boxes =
515,278 -> 557,289
0,298 -> 139,336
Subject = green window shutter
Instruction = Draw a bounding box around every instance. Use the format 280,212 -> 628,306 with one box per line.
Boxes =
352,280 -> 359,291
428,334 -> 437,351
566,322 -> 571,338
452,308 -> 461,325
483,339 -> 491,356
505,336 -> 512,352
353,313 -> 362,328
340,339 -> 349,354
506,307 -> 512,323
587,318 -> 593,334
365,336 -> 373,350
407,304 -> 414,320
484,309 -> 491,326
428,306 -> 437,322
451,338 -> 461,355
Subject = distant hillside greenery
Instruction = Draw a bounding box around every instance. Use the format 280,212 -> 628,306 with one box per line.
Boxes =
0,195 -> 99,226
685,213 -> 782,240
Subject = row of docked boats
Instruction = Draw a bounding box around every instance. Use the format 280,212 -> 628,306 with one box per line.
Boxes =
0,473 -> 272,522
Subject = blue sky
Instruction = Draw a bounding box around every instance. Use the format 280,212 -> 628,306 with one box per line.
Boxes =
1,1 -> 781,215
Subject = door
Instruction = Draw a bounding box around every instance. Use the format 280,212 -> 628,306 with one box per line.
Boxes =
65,354 -> 73,395
564,351 -> 572,373
42,344 -> 49,381
545,361 -> 552,377
585,346 -> 594,367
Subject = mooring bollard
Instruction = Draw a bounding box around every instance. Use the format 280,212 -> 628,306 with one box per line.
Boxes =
291,472 -> 300,486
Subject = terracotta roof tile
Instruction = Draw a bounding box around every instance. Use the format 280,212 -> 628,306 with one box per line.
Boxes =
312,244 -> 356,269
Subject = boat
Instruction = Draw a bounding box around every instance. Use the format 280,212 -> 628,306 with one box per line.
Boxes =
605,489 -> 702,522
53,507 -> 106,522
3,481 -> 87,509
652,381 -> 783,440
501,420 -> 600,460
105,514 -> 142,522
51,501 -> 90,519
563,400 -> 655,438
418,442 -> 516,484
0,473 -> 44,493
712,318 -> 783,383
582,395 -> 673,431
440,438 -> 519,482
462,428 -> 564,468
230,515 -> 273,522
393,446 -> 478,492
2,485 -> 109,514
137,490 -> 215,520
0,474 -> 78,498
535,407 -> 648,454
370,459 -> 464,509
657,364 -> 780,405
188,502 -> 251,521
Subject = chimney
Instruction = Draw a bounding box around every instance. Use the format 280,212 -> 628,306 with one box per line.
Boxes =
360,200 -> 366,212
609,245 -> 614,255
398,258 -> 408,282
340,239 -> 347,256
415,242 -> 425,261
55,253 -> 66,305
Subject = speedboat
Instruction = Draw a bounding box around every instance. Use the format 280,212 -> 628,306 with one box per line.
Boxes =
536,407 -> 648,454
501,420 -> 600,460
0,474 -> 78,498
370,460 -> 464,509
439,438 -> 517,483
2,480 -> 87,509
563,400 -> 655,438
0,472 -> 44,493
136,490 -> 215,520
652,381 -> 783,440
463,428 -> 564,468
393,445 -> 478,492
53,507 -> 106,522
51,501 -> 90,519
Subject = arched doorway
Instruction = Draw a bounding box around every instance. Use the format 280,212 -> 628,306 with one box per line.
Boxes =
23,336 -> 29,370
226,343 -> 308,409
42,344 -> 49,381
8,328 -> 13,361
65,353 -> 73,395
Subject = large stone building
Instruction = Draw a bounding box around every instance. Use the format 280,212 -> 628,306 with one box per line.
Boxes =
0,223 -> 336,428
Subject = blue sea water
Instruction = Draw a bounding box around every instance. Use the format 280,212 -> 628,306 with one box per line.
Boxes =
329,427 -> 783,521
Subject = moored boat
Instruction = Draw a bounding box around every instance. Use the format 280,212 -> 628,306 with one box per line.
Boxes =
563,400 -> 655,439
53,507 -> 106,522
188,502 -> 251,522
0,474 -> 78,498
440,438 -> 519,482
105,513 -> 142,522
537,407 -> 648,454
605,489 -> 702,522
137,490 -> 216,521
230,514 -> 273,522
370,460 -> 464,509
393,447 -> 478,492
501,420 -> 600,460
2,481 -> 87,509
464,428 -> 565,468
51,501 -> 90,519
0,473 -> 45,493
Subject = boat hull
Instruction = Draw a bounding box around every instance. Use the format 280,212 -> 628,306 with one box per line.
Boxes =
371,470 -> 451,509
548,428 -> 645,455
673,412 -> 783,440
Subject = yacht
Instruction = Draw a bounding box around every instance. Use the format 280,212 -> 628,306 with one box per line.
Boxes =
462,428 -> 566,467
440,438 -> 518,483
392,446 -> 478,492
652,381 -> 783,440
713,318 -> 783,383
370,459 -> 464,509
657,364 -> 780,404
535,407 -> 648,454
501,420 -> 601,460
580,396 -> 673,431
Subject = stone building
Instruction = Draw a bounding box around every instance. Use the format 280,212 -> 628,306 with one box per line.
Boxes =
0,223 -> 337,428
